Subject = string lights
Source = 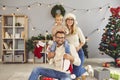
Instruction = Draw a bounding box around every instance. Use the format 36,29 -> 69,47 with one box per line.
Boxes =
0,2 -> 110,12
16,7 -> 19,11
32,27 -> 36,31
27,5 -> 31,10
99,7 -> 103,11
2,5 -> 6,10
37,3 -> 42,6
0,2 -> 112,39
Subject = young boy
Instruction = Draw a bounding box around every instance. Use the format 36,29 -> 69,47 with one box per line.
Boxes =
50,14 -> 71,72
51,14 -> 70,54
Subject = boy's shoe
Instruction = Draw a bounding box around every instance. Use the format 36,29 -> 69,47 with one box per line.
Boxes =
63,59 -> 70,71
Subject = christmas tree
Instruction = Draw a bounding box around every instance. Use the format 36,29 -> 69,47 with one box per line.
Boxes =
83,42 -> 89,58
99,7 -> 120,66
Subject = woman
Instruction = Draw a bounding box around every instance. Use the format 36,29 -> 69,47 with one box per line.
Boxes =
64,13 -> 86,79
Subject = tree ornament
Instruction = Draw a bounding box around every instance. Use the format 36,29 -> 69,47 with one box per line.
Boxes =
51,5 -> 66,18
110,43 -> 117,48
108,45 -> 115,50
116,59 -> 120,67
116,59 -> 120,64
116,32 -> 120,35
102,62 -> 110,68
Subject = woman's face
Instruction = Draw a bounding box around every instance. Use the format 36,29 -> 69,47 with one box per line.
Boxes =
66,17 -> 74,27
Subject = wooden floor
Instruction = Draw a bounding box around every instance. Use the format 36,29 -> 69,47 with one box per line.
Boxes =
0,58 -> 119,80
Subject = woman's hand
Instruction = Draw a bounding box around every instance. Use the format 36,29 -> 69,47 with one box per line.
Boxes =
76,42 -> 84,52
76,46 -> 81,52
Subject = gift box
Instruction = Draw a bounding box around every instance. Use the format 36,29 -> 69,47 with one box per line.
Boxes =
94,68 -> 110,80
110,71 -> 120,80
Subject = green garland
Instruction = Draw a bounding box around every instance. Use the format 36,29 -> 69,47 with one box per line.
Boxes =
51,5 -> 66,18
26,34 -> 53,52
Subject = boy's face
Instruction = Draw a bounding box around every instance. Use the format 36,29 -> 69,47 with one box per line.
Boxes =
55,17 -> 63,25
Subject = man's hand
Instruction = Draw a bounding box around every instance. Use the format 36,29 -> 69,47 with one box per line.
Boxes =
63,54 -> 74,63
47,52 -> 55,60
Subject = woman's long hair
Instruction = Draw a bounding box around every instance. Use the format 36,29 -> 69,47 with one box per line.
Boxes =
65,19 -> 77,35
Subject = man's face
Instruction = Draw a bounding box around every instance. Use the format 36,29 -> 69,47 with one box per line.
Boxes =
55,33 -> 65,46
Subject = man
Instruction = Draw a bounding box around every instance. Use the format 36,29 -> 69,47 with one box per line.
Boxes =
29,31 -> 81,80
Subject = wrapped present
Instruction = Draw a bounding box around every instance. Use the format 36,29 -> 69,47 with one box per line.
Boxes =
94,68 -> 110,80
110,71 -> 120,80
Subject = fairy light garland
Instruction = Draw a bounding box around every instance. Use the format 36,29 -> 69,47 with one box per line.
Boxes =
0,2 -> 113,39
0,2 -> 111,12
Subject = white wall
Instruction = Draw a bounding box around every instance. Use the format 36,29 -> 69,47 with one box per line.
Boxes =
0,0 -> 120,59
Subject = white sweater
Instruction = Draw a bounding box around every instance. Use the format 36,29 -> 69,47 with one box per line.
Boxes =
53,44 -> 81,72
66,27 -> 85,47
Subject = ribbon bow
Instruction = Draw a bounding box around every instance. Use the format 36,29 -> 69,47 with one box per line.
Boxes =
110,6 -> 120,18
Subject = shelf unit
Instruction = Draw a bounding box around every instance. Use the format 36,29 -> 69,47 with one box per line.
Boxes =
2,14 -> 28,63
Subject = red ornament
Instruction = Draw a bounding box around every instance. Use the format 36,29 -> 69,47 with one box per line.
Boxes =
116,59 -> 120,64
110,43 -> 117,48
102,62 -> 110,68
115,59 -> 120,67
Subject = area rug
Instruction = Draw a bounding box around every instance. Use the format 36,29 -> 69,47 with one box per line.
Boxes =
8,72 -> 31,80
